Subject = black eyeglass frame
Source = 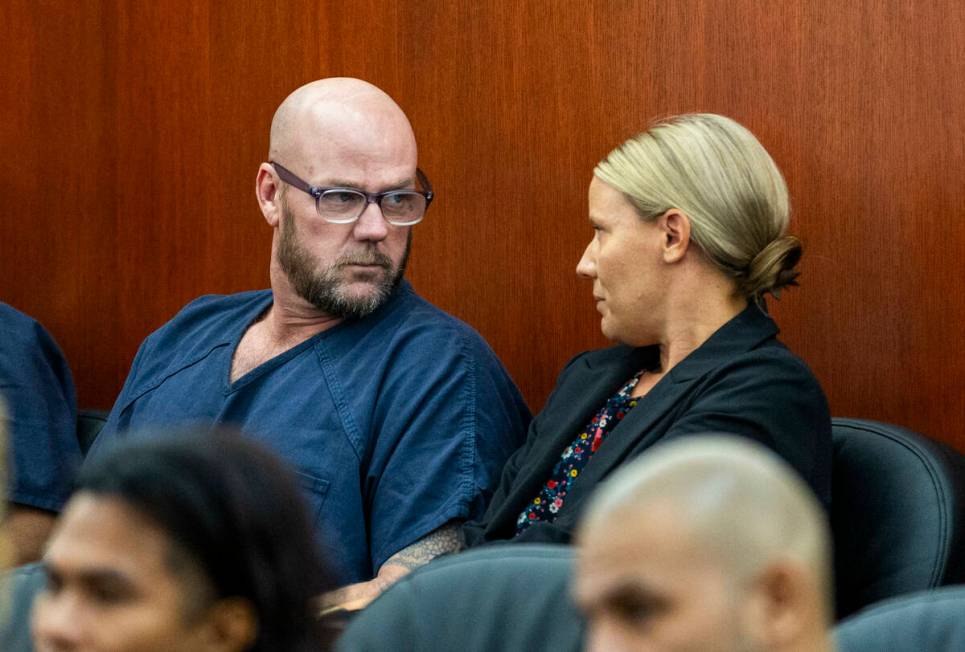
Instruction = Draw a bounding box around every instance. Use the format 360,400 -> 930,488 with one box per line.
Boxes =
270,161 -> 434,226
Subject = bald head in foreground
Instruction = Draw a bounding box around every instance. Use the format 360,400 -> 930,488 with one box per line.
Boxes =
575,436 -> 835,652
85,78 -> 530,605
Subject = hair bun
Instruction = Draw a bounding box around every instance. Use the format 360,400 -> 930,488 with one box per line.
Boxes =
741,235 -> 802,299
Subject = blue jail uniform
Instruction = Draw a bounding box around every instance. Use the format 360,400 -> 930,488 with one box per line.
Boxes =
87,282 -> 531,583
0,303 -> 81,512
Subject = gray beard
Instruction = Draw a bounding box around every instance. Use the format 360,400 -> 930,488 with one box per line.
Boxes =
277,204 -> 410,319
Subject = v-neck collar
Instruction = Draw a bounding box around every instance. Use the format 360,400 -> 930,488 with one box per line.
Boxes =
222,281 -> 416,393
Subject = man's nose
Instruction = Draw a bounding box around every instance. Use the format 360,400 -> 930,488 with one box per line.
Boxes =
585,619 -> 630,652
352,201 -> 391,242
32,592 -> 85,650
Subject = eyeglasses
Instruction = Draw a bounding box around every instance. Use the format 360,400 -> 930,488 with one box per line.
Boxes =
270,161 -> 434,226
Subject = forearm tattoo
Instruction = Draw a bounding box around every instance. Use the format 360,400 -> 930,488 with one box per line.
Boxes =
383,523 -> 462,571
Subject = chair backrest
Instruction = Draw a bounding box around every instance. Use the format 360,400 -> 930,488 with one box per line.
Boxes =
832,418 -> 965,619
76,409 -> 108,456
834,585 -> 965,651
336,543 -> 584,652
0,563 -> 44,652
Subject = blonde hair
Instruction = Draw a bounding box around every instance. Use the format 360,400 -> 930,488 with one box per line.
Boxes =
595,113 -> 800,300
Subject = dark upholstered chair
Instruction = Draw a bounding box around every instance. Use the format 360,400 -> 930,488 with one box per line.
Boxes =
832,418 -> 965,619
0,563 -> 44,652
835,585 -> 965,651
336,543 -> 584,652
76,409 -> 108,456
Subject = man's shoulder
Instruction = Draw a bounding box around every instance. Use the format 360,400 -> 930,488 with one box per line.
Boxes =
149,290 -> 270,341
381,284 -> 494,351
133,290 -> 270,372
0,302 -> 50,347
0,301 -> 35,328
170,289 -> 270,323
0,302 -> 70,377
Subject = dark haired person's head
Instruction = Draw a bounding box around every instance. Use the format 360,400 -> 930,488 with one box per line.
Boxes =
32,429 -> 334,652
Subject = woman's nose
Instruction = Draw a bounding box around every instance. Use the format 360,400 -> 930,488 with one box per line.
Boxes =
576,242 -> 596,279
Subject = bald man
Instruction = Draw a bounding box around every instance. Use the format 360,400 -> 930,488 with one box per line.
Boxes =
87,78 -> 531,598
574,436 -> 835,652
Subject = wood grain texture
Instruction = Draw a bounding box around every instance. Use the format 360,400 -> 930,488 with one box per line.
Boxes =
2,1 -> 963,451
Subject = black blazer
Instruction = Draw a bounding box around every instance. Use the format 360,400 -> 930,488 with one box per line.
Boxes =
463,303 -> 831,546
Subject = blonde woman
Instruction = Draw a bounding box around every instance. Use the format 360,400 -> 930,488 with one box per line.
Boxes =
463,114 -> 831,547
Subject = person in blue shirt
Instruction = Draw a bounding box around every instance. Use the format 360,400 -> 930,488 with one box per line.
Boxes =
0,302 -> 82,564
87,78 -> 531,605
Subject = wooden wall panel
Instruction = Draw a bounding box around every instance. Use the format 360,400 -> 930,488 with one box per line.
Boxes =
1,1 -> 964,452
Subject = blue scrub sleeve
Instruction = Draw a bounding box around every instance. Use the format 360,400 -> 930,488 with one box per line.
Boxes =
365,334 -> 525,570
366,348 -> 477,568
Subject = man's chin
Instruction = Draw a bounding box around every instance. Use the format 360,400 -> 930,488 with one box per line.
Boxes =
296,264 -> 403,318
337,275 -> 389,297
338,265 -> 392,285
328,277 -> 397,316
335,286 -> 382,306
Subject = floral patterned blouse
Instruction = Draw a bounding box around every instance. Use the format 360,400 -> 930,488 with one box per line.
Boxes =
515,370 -> 643,535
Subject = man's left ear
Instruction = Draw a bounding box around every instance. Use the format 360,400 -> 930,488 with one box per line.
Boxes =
201,597 -> 258,652
742,561 -> 810,648
658,209 -> 692,263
